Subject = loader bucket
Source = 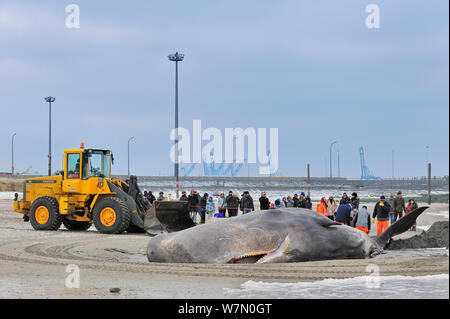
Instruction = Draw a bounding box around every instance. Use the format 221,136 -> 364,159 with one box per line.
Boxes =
142,204 -> 166,236
152,201 -> 196,233
113,176 -> 196,235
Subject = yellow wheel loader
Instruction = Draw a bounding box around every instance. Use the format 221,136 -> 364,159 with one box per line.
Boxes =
13,144 -> 195,235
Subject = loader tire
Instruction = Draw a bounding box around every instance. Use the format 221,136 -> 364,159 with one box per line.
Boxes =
29,196 -> 62,231
62,218 -> 92,231
92,197 -> 131,234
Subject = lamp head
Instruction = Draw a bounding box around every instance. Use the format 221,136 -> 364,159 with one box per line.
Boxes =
168,52 -> 184,62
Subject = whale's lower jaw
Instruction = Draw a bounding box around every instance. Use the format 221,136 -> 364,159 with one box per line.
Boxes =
225,237 -> 290,264
226,252 -> 270,264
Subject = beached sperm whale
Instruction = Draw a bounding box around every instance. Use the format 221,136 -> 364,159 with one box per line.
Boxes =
146,206 -> 428,263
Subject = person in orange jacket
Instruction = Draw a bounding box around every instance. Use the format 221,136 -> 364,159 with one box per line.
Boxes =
316,197 -> 328,216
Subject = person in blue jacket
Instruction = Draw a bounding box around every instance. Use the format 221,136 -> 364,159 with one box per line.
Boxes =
335,202 -> 352,225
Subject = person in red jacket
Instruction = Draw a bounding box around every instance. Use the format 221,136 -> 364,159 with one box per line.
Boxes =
406,199 -> 418,231
316,197 -> 328,216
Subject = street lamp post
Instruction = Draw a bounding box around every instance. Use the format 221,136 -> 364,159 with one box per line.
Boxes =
168,51 -> 184,199
128,136 -> 134,177
44,96 -> 55,176
426,146 -> 431,205
329,141 -> 338,178
337,149 -> 340,178
392,149 -> 395,179
11,133 -> 16,175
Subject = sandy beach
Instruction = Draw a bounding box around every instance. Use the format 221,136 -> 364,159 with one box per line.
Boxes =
0,197 -> 448,299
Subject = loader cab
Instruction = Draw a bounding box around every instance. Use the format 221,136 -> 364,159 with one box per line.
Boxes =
62,146 -> 113,194
81,149 -> 112,180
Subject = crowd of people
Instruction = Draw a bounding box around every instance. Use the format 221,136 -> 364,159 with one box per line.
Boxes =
142,189 -> 420,234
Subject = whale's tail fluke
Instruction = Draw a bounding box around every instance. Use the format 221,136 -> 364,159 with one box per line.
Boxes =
374,206 -> 429,250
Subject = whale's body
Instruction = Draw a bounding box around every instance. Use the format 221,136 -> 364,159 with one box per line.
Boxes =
146,207 -> 427,264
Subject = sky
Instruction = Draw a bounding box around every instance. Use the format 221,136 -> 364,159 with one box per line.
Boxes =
0,0 -> 448,178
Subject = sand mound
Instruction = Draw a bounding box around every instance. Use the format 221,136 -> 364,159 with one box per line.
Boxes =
388,221 -> 449,250
0,178 -> 23,192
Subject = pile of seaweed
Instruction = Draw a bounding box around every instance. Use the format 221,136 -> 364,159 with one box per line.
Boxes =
387,221 -> 449,250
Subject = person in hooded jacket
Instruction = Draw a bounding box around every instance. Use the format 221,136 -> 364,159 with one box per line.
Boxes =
316,197 -> 328,216
205,196 -> 215,220
274,199 -> 282,208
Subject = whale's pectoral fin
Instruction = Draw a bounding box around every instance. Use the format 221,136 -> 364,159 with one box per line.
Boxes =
374,206 -> 429,249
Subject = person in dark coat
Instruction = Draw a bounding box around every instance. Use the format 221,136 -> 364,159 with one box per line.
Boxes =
340,193 -> 351,205
372,195 -> 392,235
146,191 -> 156,204
298,192 -> 307,208
240,191 -> 254,214
392,191 -> 407,223
304,196 -> 312,210
293,194 -> 299,208
179,190 -> 188,201
335,203 -> 352,225
226,193 -> 240,217
188,189 -> 199,208
351,192 -> 360,210
198,193 -> 209,224
259,192 -> 270,210
187,189 -> 200,221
